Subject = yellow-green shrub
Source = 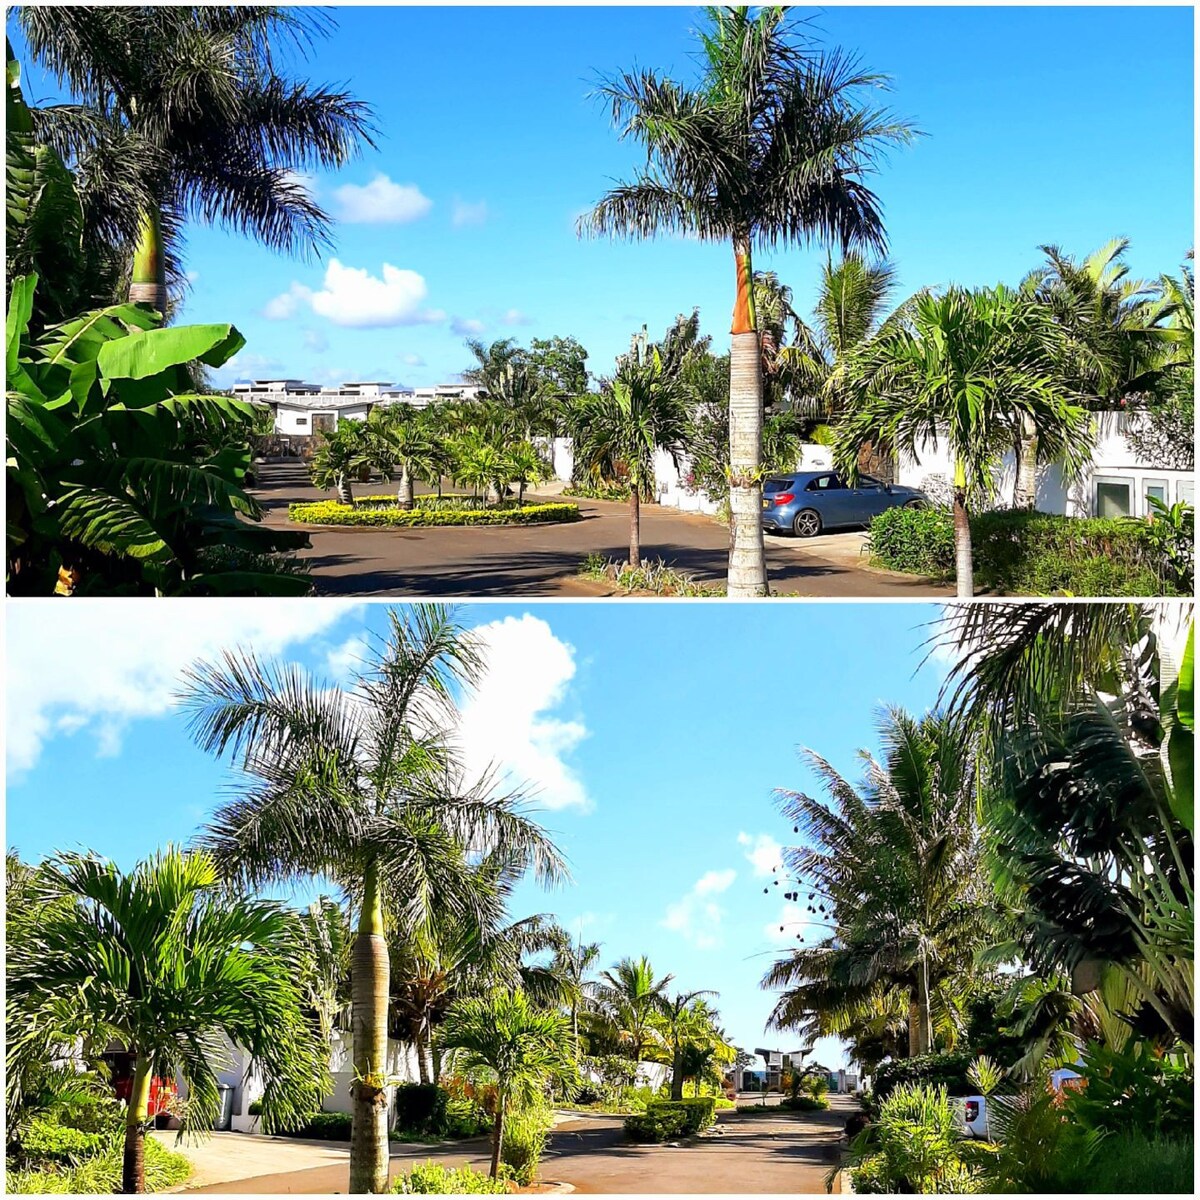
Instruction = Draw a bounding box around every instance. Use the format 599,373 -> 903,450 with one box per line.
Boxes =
289,501 -> 580,528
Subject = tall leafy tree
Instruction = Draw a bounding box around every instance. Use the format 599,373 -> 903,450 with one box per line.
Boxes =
7,848 -> 329,1194
658,989 -> 717,1100
440,989 -> 574,1179
835,286 -> 1094,597
581,6 -> 914,595
180,606 -> 567,1193
595,956 -> 674,1064
17,6 -> 375,315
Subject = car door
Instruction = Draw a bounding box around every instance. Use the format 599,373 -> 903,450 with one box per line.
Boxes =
849,475 -> 893,522
804,473 -> 852,527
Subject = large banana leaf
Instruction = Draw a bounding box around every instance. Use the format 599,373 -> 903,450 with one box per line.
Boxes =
96,323 -> 246,378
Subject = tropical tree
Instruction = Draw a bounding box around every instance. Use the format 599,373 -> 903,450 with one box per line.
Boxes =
572,350 -> 689,568
658,990 -> 717,1100
552,938 -> 601,1057
293,897 -> 353,1044
763,709 -> 995,1058
311,421 -> 370,505
439,989 -> 574,1178
16,6 -> 375,315
581,6 -> 914,595
462,337 -> 527,392
179,606 -> 567,1193
6,848 -> 329,1194
595,957 -> 674,1065
504,441 -> 552,506
834,286 -> 1094,597
367,405 -> 441,509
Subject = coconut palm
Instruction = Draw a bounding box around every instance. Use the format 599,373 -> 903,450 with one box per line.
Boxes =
658,989 -> 717,1100
6,848 -> 329,1194
310,422 -> 370,505
439,989 -> 574,1178
572,350 -> 689,568
834,286 -> 1094,597
179,606 -> 566,1194
367,406 -> 441,510
551,938 -> 601,1058
764,709 -> 994,1058
581,6 -> 914,596
461,337 -> 526,393
17,6 -> 375,315
595,956 -> 674,1065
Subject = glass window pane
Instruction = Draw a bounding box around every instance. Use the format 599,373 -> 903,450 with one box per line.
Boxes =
1180,481 -> 1195,506
1096,481 -> 1132,517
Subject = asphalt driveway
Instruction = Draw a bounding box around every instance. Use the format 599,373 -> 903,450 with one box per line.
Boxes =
181,1098 -> 853,1194
250,462 -> 949,599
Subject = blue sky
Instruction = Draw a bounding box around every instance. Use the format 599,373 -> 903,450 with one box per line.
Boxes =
7,600 -> 952,1066
9,5 -> 1194,390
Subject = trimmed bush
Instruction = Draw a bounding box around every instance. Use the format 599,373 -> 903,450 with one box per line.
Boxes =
500,1107 -> 552,1185
391,1161 -> 510,1194
8,1135 -> 191,1194
623,1097 -> 717,1143
15,1118 -> 105,1165
394,1084 -> 449,1137
782,1095 -> 830,1112
563,482 -> 630,502
867,505 -> 1181,596
873,1052 -> 974,1102
289,500 -> 581,528
277,1111 -> 352,1140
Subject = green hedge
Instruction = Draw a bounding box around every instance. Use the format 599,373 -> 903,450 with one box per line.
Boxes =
277,1111 -> 352,1140
872,1052 -> 975,1101
289,500 -> 581,528
393,1084 -> 448,1137
624,1097 -> 718,1143
391,1161 -> 510,1194
867,506 -> 1181,596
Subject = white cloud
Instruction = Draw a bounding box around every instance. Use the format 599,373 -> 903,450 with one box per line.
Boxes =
326,634 -> 371,683
303,327 -> 329,353
662,868 -> 736,949
501,308 -> 532,327
7,603 -> 363,777
455,615 -> 589,811
334,174 -> 432,224
451,198 -> 488,228
738,831 -> 784,877
266,260 -> 446,329
451,316 -> 487,336
401,353 -> 426,367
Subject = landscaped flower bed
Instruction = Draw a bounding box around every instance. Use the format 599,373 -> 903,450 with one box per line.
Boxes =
288,498 -> 581,528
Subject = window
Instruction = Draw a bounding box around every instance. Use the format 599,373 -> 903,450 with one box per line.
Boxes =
806,474 -> 844,491
295,416 -> 309,427
857,476 -> 883,491
1179,480 -> 1195,507
1094,477 -> 1133,518
763,478 -> 794,494
1143,478 -> 1168,512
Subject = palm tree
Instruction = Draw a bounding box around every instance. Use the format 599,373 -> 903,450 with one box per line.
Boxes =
763,709 -> 994,1058
17,6 -> 375,315
553,938 -> 601,1058
658,989 -> 716,1100
595,956 -> 674,1065
368,405 -> 440,510
179,606 -> 567,1194
753,271 -> 800,409
6,848 -> 329,1194
310,422 -> 370,505
462,337 -> 526,393
572,350 -> 689,568
581,6 -> 914,596
439,989 -> 574,1178
834,286 -> 1094,597
504,442 -> 552,506
293,897 -> 353,1044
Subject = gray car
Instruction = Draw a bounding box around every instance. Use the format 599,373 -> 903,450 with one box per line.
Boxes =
760,471 -> 928,537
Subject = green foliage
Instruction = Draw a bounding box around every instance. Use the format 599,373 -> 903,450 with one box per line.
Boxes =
1047,1131 -> 1194,1195
277,1111 -> 352,1140
288,500 -> 580,527
868,505 -> 1181,595
578,555 -> 723,597
782,1095 -> 829,1111
846,1083 -> 982,1194
563,482 -> 630,502
391,1160 -> 511,1194
394,1085 -> 449,1138
6,274 -> 310,595
440,1098 -> 490,1140
499,1105 -> 552,1185
1137,496 -> 1194,592
873,1053 -> 975,1102
1064,1043 -> 1193,1140
12,1116 -> 104,1165
8,1135 -> 191,1194
624,1098 -> 716,1142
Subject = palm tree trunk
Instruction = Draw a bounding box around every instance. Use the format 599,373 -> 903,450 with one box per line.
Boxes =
671,1042 -> 684,1102
907,997 -> 921,1058
489,1094 -> 505,1179
398,465 -> 414,510
1013,416 -> 1039,508
121,1056 -> 152,1194
629,487 -> 641,569
952,460 -> 974,599
128,205 -> 167,315
414,1026 -> 430,1086
915,955 -> 933,1056
350,858 -> 391,1194
728,236 -> 768,597
431,1041 -> 443,1086
337,475 -> 355,506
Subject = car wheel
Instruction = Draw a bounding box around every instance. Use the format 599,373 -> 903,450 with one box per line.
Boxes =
793,509 -> 822,538
904,498 -> 926,509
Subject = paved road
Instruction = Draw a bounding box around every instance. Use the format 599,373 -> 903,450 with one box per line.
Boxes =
250,462 -> 949,599
185,1100 -> 852,1194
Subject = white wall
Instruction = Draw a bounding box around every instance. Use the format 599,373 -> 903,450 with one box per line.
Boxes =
273,403 -> 372,436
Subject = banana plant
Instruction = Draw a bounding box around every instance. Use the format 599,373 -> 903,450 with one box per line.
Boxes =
6,273 -> 310,595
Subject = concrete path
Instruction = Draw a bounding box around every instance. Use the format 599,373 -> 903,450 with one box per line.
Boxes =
250,462 -> 950,599
181,1098 -> 853,1194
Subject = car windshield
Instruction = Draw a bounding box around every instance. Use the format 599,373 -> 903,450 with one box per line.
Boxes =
763,478 -> 794,494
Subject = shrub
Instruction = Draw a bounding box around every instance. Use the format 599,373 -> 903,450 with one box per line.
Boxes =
441,1097 -> 490,1139
1063,1042 -> 1193,1140
277,1111 -> 352,1140
288,500 -> 581,528
867,505 -> 1184,596
394,1084 -> 449,1137
783,1095 -> 830,1112
247,1099 -> 263,1116
390,1160 -> 510,1194
873,1052 -> 975,1102
577,555 -> 723,597
624,1098 -> 716,1142
499,1106 -> 552,1185
563,482 -> 630,502
8,1135 -> 191,1194
1048,1131 -> 1194,1194
14,1118 -> 104,1166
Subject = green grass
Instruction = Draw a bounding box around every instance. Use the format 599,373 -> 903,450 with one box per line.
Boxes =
578,554 -> 724,597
